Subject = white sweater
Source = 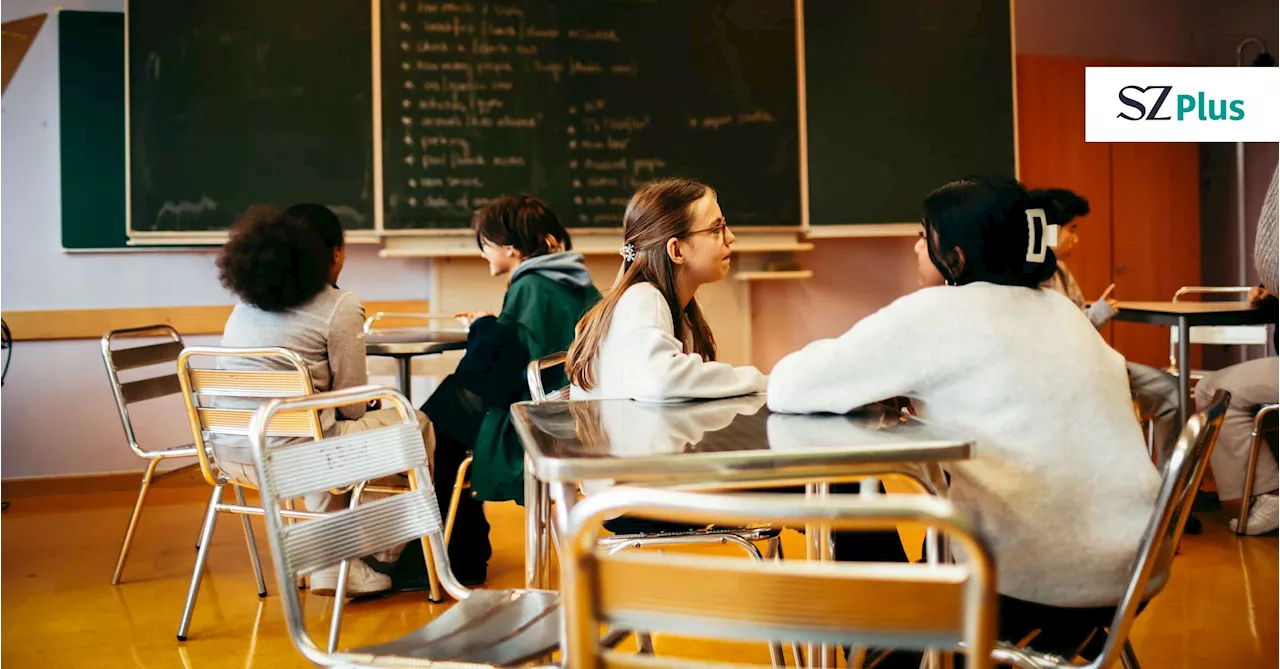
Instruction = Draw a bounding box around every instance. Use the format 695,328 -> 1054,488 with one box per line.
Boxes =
769,283 -> 1163,607
570,282 -> 767,402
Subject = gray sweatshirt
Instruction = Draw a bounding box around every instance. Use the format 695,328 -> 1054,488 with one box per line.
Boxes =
213,286 -> 367,463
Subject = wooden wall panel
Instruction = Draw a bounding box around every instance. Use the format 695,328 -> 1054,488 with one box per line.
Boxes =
0,300 -> 430,341
1016,54 -> 1115,343
1110,142 -> 1203,368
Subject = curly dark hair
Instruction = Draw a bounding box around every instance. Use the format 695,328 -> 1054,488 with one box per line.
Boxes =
217,204 -> 339,312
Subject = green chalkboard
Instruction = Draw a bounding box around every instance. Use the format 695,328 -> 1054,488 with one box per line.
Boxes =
126,0 -> 375,235
380,0 -> 800,231
804,0 -> 1015,226
59,11 -> 133,251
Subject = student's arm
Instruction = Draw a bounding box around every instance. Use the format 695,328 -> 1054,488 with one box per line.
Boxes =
328,293 -> 370,420
768,295 -> 927,414
619,288 -> 766,403
452,311 -> 531,406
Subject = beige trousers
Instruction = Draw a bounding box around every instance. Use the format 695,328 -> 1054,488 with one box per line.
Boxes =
1196,358 -> 1279,501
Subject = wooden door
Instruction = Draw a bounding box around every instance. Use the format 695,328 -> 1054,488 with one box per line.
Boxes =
1110,142 -> 1203,369
1016,54 -> 1116,343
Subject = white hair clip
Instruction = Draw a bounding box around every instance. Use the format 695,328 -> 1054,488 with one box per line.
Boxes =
1024,208 -> 1057,263
620,242 -> 637,263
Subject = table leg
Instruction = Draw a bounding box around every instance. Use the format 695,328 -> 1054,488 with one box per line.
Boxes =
1177,315 -> 1191,428
804,482 -> 836,668
395,357 -> 413,404
524,456 -> 544,589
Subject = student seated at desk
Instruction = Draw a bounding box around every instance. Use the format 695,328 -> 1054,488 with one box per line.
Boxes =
564,179 -> 907,558
769,176 -> 1163,664
1036,188 -> 1181,464
567,177 -> 765,403
413,195 -> 601,586
215,204 -> 433,598
1197,167 -> 1279,535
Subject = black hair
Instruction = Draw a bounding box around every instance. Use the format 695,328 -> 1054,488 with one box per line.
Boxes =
922,176 -> 1059,289
473,194 -> 572,257
284,202 -> 345,251
217,204 -> 339,312
1028,188 -> 1090,226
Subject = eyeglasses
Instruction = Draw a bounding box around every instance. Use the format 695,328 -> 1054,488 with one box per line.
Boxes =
684,221 -> 729,243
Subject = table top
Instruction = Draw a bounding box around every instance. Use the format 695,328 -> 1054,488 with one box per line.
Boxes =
1114,301 -> 1277,327
365,328 -> 468,356
510,394 -> 973,484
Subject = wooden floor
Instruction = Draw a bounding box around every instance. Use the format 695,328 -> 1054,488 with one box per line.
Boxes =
1,479 -> 1276,668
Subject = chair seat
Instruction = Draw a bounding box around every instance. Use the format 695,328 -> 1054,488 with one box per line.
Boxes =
343,589 -> 560,667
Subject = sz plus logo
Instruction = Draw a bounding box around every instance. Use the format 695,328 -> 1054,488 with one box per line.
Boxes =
1085,67 -> 1279,142
1115,85 -> 1245,122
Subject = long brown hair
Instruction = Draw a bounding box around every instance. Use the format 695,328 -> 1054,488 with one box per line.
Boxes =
567,178 -> 719,391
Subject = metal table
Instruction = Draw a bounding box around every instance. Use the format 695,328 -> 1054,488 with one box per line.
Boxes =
365,328 -> 467,401
1114,301 -> 1277,426
510,395 -> 974,590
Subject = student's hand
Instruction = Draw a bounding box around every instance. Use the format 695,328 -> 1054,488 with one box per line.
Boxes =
1248,285 -> 1272,307
366,399 -> 381,411
454,311 -> 493,327
1097,283 -> 1119,311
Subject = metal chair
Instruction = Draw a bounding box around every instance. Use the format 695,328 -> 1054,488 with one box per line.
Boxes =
1236,403 -> 1279,535
363,312 -> 461,334
1167,287 -> 1271,381
991,390 -> 1230,669
101,325 -> 200,585
250,385 -> 561,667
562,487 -> 998,669
174,345 -> 326,641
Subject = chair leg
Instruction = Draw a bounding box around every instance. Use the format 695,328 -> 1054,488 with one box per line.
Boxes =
444,456 -> 472,545
1237,419 -> 1268,535
1121,640 -> 1142,669
232,486 -> 267,597
327,481 -> 367,652
111,457 -> 162,585
327,559 -> 352,653
285,498 -> 306,589
177,485 -> 224,641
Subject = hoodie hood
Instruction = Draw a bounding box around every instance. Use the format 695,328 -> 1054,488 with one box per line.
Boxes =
509,251 -> 595,290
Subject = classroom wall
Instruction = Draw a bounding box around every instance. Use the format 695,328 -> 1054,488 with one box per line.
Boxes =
0,0 -> 432,479
750,0 -> 1278,372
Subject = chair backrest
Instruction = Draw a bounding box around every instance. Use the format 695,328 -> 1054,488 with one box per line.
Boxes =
101,325 -> 186,457
562,488 -> 997,669
362,312 -> 459,333
176,346 -> 323,486
248,385 -> 464,667
527,351 -> 569,402
1168,287 -> 1270,369
1040,389 -> 1229,669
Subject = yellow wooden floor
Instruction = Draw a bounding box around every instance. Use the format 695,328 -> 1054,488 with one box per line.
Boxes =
1,480 -> 1276,668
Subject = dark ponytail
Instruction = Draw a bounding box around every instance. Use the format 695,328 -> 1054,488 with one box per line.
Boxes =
922,176 -> 1059,289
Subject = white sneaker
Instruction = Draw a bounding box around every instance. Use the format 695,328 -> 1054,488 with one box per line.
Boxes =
310,559 -> 392,597
1229,494 -> 1280,535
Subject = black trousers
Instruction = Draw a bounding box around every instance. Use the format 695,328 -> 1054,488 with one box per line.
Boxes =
420,377 -> 492,567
